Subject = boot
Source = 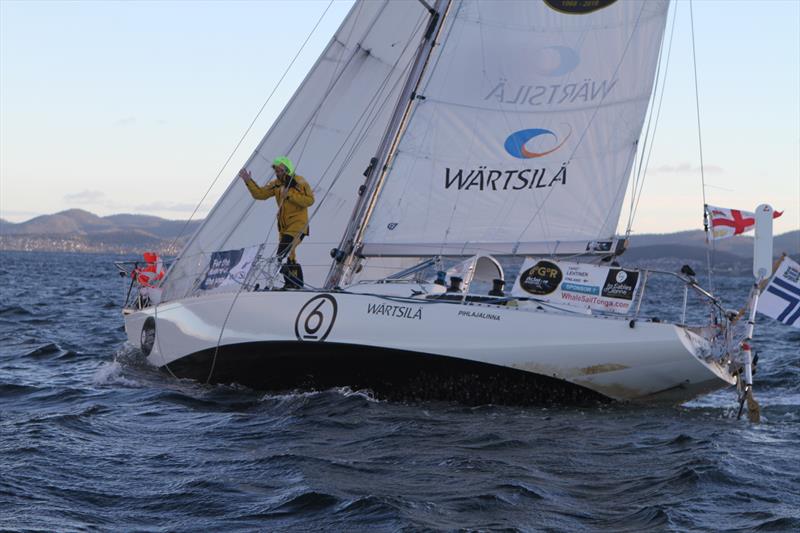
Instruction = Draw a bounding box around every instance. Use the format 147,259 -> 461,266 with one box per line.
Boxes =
281,260 -> 304,289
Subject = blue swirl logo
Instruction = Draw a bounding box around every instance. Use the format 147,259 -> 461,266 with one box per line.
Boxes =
504,127 -> 572,159
534,46 -> 580,77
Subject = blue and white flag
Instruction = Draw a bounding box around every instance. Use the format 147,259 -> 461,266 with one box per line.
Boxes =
758,257 -> 800,328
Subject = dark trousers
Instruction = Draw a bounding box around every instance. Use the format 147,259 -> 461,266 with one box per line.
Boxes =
277,233 -> 304,288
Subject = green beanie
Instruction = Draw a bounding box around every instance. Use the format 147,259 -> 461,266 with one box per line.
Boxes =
272,156 -> 295,175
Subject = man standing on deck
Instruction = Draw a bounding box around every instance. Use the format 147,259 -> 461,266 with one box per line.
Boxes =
238,156 -> 314,289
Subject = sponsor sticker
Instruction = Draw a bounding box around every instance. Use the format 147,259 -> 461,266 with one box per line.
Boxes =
561,282 -> 599,295
601,269 -> 639,301
543,0 -> 618,15
519,260 -> 563,295
199,247 -> 258,291
512,259 -> 641,314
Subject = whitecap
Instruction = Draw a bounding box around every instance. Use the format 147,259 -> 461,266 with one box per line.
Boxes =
260,386 -> 381,403
92,361 -> 140,387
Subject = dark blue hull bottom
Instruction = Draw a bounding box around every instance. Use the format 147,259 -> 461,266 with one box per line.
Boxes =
165,341 -> 610,406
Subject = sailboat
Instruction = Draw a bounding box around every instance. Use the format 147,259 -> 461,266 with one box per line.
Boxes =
120,0 -> 775,408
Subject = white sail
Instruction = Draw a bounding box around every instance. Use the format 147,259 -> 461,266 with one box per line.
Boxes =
359,0 -> 670,257
160,1 -> 431,301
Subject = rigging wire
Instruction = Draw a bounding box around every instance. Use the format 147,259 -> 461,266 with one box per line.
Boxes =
162,1 -> 390,300
456,0 -> 553,253
689,0 -> 714,290
209,33 -> 369,255
626,0 -> 679,234
166,7 -> 426,306
202,6 -> 429,383
208,7 -> 426,272
625,6 -> 668,236
200,0 -> 342,384
338,2 -> 453,287
163,0 -> 335,256
242,13 -> 428,284
513,1 -> 649,248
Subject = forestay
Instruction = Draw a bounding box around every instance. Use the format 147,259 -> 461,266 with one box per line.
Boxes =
159,1 -> 430,301
360,0 -> 670,257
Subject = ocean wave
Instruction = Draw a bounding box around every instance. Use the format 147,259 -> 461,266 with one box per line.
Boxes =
754,516 -> 800,531
0,304 -> 34,317
602,505 -> 671,531
0,382 -> 40,398
265,490 -> 341,516
260,386 -> 382,404
3,251 -> 800,531
92,361 -> 141,387
24,342 -> 78,359
494,482 -> 546,501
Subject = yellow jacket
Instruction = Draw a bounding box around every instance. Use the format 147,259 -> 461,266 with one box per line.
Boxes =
244,174 -> 315,236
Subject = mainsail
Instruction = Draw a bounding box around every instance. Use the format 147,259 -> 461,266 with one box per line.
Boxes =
160,1 -> 431,301
357,0 -> 670,258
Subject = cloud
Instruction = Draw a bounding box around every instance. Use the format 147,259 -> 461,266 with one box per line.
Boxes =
113,117 -> 136,127
60,193 -> 208,216
0,209 -> 43,222
63,190 -> 107,204
132,202 -> 208,213
651,163 -> 723,174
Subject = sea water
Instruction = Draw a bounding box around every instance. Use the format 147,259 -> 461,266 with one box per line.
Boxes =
1,251 -> 798,531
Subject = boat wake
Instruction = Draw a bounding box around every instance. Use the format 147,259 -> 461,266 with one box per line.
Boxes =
261,386 -> 383,405
92,360 -> 141,388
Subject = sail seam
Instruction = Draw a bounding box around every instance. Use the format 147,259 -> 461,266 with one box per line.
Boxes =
234,11 -> 431,292
209,2 -> 394,257
172,12 -> 426,297
328,0 -> 453,287
160,0 -> 404,300
513,0 -> 652,248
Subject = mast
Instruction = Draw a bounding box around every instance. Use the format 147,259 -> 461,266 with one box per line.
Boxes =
326,0 -> 451,289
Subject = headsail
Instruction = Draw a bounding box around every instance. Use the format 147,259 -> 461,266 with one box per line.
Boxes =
160,1 -> 431,301
358,0 -> 670,258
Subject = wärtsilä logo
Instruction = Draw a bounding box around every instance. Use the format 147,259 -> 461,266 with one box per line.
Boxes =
504,127 -> 572,159
534,46 -> 579,77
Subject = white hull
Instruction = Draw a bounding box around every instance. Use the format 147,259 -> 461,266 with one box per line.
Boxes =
124,289 -> 736,405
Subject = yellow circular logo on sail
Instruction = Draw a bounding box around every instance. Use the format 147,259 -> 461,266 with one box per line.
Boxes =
543,0 -> 618,15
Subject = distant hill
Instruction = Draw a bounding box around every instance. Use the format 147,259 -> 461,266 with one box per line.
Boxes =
623,229 -> 798,273
0,209 -> 199,238
624,244 -> 743,263
0,209 -> 797,259
628,229 -> 799,257
0,209 -> 202,254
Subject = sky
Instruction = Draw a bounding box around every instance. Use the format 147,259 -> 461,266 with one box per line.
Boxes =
1,0 -> 798,237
